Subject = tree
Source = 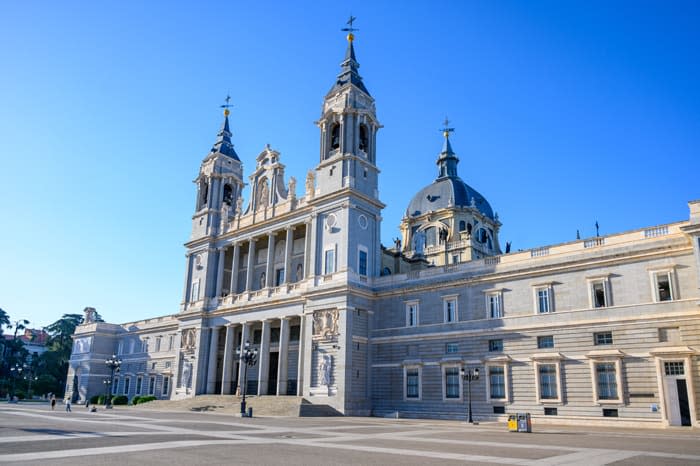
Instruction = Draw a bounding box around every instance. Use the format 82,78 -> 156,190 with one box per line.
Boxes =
0,308 -> 9,335
44,314 -> 83,360
10,318 -> 30,339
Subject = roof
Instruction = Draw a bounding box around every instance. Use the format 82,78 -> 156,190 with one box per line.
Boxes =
407,176 -> 495,220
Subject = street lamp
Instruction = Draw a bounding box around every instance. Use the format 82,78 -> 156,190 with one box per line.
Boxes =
235,340 -> 258,417
461,366 -> 480,424
9,363 -> 24,399
104,354 -> 122,409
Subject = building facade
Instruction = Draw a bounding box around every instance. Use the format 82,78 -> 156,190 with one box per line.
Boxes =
67,30 -> 700,427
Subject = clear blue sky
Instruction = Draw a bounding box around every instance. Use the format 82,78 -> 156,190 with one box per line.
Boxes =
1,1 -> 698,328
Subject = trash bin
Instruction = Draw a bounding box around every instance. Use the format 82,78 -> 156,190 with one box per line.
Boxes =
516,413 -> 531,433
507,415 -> 518,432
247,407 -> 253,418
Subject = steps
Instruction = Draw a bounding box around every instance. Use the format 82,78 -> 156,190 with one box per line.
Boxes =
136,395 -> 340,417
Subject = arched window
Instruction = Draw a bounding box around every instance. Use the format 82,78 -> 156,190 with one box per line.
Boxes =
199,180 -> 208,208
330,123 -> 340,150
223,184 -> 233,206
459,220 -> 466,232
359,124 -> 369,152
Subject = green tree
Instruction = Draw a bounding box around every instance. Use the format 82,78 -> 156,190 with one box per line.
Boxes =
42,314 -> 84,396
0,308 -> 10,334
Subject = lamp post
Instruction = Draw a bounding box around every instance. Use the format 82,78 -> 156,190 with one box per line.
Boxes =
9,363 -> 24,398
104,354 -> 122,409
235,340 -> 258,417
461,366 -> 480,424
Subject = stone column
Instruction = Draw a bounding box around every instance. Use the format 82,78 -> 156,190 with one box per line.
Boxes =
229,243 -> 240,295
220,324 -> 236,395
305,218 -> 316,278
283,227 -> 294,284
236,323 -> 251,395
206,327 -> 220,394
181,254 -> 192,305
245,239 -> 256,291
277,317 -> 290,395
257,320 -> 271,396
298,314 -> 307,396
266,232 -> 275,288
215,248 -> 226,299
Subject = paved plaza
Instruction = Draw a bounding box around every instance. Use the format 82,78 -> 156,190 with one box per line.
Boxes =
0,403 -> 699,465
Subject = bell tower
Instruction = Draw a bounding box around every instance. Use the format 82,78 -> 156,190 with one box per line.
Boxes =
314,18 -> 381,201
191,97 -> 245,240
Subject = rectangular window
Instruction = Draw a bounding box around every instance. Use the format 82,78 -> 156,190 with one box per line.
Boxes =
537,335 -> 554,349
658,327 -> 680,343
489,339 -> 503,352
112,376 -> 119,395
538,364 -> 558,400
162,376 -> 170,397
595,363 -> 618,400
664,361 -> 684,376
168,335 -> 174,351
493,406 -> 506,414
594,332 -> 613,345
253,329 -> 262,345
358,249 -> 368,276
445,367 -> 461,399
406,302 -> 418,327
445,343 -> 459,354
489,366 -> 506,399
124,377 -> 131,395
141,339 -> 148,353
149,376 -> 156,395
452,255 -> 459,264
654,272 -> 673,301
165,361 -> 171,369
592,281 -> 607,308
602,408 -> 619,417
537,288 -> 551,313
324,249 -> 335,275
406,368 -> 420,399
191,280 -> 200,302
155,337 -> 162,352
136,376 -> 143,395
117,341 -> 124,355
544,407 -> 558,416
444,298 -> 457,323
290,325 -> 300,341
275,268 -> 285,286
488,294 -> 502,318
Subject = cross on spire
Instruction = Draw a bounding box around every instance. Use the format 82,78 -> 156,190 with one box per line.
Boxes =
220,95 -> 232,116
440,117 -> 455,138
341,15 -> 358,42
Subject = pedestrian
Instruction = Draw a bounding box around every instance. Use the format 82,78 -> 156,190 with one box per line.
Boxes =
50,394 -> 56,411
85,397 -> 90,410
65,399 -> 72,412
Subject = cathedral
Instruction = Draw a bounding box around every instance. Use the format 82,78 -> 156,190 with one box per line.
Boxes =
67,27 -> 700,427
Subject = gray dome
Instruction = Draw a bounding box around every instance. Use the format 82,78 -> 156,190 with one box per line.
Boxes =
407,176 -> 495,220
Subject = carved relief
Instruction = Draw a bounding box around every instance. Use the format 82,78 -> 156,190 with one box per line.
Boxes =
313,309 -> 339,338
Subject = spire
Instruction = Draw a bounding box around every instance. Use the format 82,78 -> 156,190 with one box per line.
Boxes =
329,16 -> 370,96
210,95 -> 239,160
436,117 -> 460,179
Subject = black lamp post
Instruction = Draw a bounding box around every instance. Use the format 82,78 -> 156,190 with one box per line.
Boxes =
9,363 -> 24,398
104,354 -> 122,408
461,366 -> 480,424
236,340 -> 258,417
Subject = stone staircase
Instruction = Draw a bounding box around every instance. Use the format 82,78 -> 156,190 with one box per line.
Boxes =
135,395 -> 341,417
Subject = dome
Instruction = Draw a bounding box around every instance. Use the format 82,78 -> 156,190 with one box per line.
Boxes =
407,176 -> 495,220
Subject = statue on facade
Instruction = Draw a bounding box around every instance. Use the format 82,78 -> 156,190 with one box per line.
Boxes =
235,196 -> 243,216
260,272 -> 266,289
305,170 -> 315,199
288,176 -> 296,199
83,307 -> 97,324
180,361 -> 192,388
258,179 -> 270,208
319,354 -> 332,386
296,263 -> 303,282
393,237 -> 401,250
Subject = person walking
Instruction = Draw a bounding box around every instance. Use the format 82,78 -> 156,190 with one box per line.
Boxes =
50,395 -> 56,410
65,399 -> 72,412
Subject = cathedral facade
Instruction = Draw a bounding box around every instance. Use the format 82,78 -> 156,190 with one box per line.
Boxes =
67,31 -> 700,427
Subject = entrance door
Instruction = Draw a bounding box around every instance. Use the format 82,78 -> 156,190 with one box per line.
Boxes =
268,352 -> 279,395
662,360 -> 692,426
677,379 -> 692,426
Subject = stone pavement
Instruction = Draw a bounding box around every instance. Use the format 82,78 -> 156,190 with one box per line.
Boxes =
1,403 -> 699,465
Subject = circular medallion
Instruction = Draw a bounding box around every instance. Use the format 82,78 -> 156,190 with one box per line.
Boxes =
358,214 -> 368,230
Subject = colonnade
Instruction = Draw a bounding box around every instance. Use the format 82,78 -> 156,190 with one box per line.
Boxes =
214,222 -> 313,297
204,316 -> 305,397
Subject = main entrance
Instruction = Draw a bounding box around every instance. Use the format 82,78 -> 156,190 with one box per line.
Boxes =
268,352 -> 279,395
662,360 -> 692,426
